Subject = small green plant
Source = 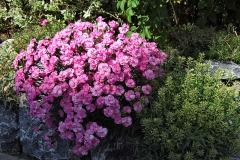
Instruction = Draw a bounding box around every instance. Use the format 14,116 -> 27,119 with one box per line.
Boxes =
170,23 -> 215,58
207,24 -> 240,63
12,19 -> 66,53
137,56 -> 240,159
0,40 -> 19,110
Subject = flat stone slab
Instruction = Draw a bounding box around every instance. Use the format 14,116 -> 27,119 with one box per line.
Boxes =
206,60 -> 240,80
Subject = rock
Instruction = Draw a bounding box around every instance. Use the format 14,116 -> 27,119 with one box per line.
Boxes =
0,104 -> 20,152
19,95 -> 78,160
206,60 -> 240,80
91,135 -> 135,160
0,39 -> 14,48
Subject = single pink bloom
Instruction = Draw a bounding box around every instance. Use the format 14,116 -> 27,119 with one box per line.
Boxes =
41,19 -> 48,26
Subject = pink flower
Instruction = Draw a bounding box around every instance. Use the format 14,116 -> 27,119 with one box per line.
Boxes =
96,96 -> 105,108
41,19 -> 48,26
103,107 -> 114,117
86,104 -> 96,112
119,23 -> 129,34
108,20 -> 119,29
122,117 -> 132,127
46,118 -> 53,128
133,101 -> 143,111
124,90 -> 135,101
90,85 -> 103,96
51,85 -> 63,97
125,79 -> 136,88
142,85 -> 152,95
98,63 -> 111,77
97,21 -> 108,31
96,126 -> 108,138
96,16 -> 104,22
69,77 -> 79,89
59,109 -> 65,117
115,85 -> 125,96
143,69 -> 155,80
104,95 -> 117,107
13,16 -> 167,156
123,106 -> 131,113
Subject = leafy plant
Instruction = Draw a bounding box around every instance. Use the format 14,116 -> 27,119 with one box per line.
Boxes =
170,23 -> 215,58
0,0 -> 116,37
137,56 -> 240,159
0,39 -> 19,110
207,24 -> 240,63
12,19 -> 66,53
117,0 -> 176,46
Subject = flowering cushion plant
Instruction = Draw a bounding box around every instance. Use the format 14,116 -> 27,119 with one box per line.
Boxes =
13,16 -> 167,155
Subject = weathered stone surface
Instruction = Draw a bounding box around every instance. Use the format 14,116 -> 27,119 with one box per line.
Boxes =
91,135 -> 135,160
0,104 -> 19,152
19,106 -> 79,160
206,60 -> 240,80
0,39 -> 14,48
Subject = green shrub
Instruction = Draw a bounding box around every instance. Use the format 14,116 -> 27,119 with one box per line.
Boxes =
170,24 -> 215,58
0,40 -> 19,110
207,24 -> 240,63
138,56 -> 240,159
0,0 -> 116,38
12,19 -> 66,53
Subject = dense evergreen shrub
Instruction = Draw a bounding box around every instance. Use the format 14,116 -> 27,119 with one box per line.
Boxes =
138,56 -> 240,159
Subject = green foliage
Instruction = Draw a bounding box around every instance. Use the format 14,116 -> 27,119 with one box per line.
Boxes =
196,0 -> 240,27
117,0 -> 175,46
12,19 -> 65,53
206,24 -> 240,63
137,56 -> 240,159
170,23 -> 216,58
0,40 -> 19,110
0,0 -> 116,37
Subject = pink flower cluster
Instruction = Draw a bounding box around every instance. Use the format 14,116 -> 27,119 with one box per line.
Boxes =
13,17 -> 167,155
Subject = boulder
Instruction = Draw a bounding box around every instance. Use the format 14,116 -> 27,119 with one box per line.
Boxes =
0,104 -> 20,152
91,134 -> 135,160
206,60 -> 240,80
19,95 -> 78,160
0,39 -> 14,48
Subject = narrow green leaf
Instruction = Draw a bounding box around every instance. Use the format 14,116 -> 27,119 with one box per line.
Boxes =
144,27 -> 152,39
126,31 -> 133,37
127,0 -> 132,7
127,15 -> 132,23
130,26 -> 137,31
120,0 -> 126,11
117,1 -> 121,10
126,8 -> 134,16
131,0 -> 138,8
